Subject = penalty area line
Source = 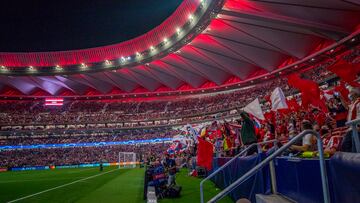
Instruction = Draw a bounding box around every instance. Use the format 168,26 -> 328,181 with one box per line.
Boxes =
7,168 -> 119,203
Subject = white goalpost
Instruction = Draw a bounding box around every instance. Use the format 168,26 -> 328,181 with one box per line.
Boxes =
118,152 -> 137,169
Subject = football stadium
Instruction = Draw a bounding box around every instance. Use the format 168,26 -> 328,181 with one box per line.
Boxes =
0,0 -> 360,203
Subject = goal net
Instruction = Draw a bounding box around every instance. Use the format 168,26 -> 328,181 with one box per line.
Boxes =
118,152 -> 137,169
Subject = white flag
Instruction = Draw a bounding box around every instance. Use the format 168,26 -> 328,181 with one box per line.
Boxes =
243,98 -> 265,120
271,87 -> 288,111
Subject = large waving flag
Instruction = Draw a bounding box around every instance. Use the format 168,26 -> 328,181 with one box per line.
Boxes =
287,74 -> 321,108
271,87 -> 288,111
328,61 -> 360,87
197,137 -> 213,171
243,98 -> 265,120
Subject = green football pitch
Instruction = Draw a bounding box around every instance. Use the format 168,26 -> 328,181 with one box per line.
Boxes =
0,166 -> 233,203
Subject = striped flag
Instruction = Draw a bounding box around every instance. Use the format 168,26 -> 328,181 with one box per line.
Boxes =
271,87 -> 288,111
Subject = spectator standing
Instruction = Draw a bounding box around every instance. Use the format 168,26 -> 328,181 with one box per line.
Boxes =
163,154 -> 177,187
238,111 -> 258,155
341,86 -> 360,152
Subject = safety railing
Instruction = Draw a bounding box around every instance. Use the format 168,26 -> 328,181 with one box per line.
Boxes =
346,118 -> 360,153
200,139 -> 278,203
206,130 -> 330,203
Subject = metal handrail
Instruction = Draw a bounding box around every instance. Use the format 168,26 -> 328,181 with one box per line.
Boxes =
207,130 -> 330,203
346,118 -> 360,153
200,139 -> 278,203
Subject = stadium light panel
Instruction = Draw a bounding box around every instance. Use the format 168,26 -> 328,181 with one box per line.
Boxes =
45,98 -> 64,106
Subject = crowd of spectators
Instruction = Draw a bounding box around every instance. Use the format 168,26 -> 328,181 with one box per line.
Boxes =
0,128 -> 179,146
0,80 -> 287,126
0,78 -> 324,129
0,143 -> 170,168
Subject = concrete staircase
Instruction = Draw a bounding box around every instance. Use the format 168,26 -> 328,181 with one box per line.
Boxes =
256,194 -> 297,203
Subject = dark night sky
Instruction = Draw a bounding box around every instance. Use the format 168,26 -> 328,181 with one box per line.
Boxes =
0,0 -> 183,52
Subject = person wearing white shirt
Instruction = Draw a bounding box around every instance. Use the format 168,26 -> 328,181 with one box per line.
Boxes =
341,86 -> 360,152
290,120 -> 317,152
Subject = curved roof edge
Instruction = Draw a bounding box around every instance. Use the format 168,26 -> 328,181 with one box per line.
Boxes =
0,0 -> 199,67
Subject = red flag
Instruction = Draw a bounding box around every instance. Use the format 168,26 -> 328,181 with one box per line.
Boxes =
287,74 -> 321,108
328,61 -> 360,87
318,96 -> 329,113
287,98 -> 300,112
287,74 -> 305,90
196,138 -> 213,171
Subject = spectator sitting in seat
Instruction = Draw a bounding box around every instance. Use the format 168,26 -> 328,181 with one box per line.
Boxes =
290,120 -> 317,152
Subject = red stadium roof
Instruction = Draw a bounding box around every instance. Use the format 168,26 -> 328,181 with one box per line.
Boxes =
0,0 -> 360,98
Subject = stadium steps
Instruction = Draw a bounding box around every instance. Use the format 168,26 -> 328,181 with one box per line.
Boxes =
256,194 -> 297,203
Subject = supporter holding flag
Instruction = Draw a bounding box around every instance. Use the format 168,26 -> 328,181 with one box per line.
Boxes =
222,122 -> 235,156
237,111 -> 258,155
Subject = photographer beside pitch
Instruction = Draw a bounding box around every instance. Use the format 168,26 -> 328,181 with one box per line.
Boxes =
163,153 -> 177,187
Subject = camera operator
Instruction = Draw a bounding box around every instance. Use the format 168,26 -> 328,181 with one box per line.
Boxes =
163,154 -> 177,187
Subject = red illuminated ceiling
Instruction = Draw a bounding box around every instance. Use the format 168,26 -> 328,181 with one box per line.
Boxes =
0,0 -> 360,97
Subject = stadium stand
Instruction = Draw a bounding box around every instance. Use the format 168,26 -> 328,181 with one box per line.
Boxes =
0,143 -> 170,168
1,0 -> 360,202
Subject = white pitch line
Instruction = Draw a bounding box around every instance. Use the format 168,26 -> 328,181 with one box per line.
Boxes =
7,168 -> 119,203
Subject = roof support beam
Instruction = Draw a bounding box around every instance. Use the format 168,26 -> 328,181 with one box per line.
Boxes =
220,9 -> 349,40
